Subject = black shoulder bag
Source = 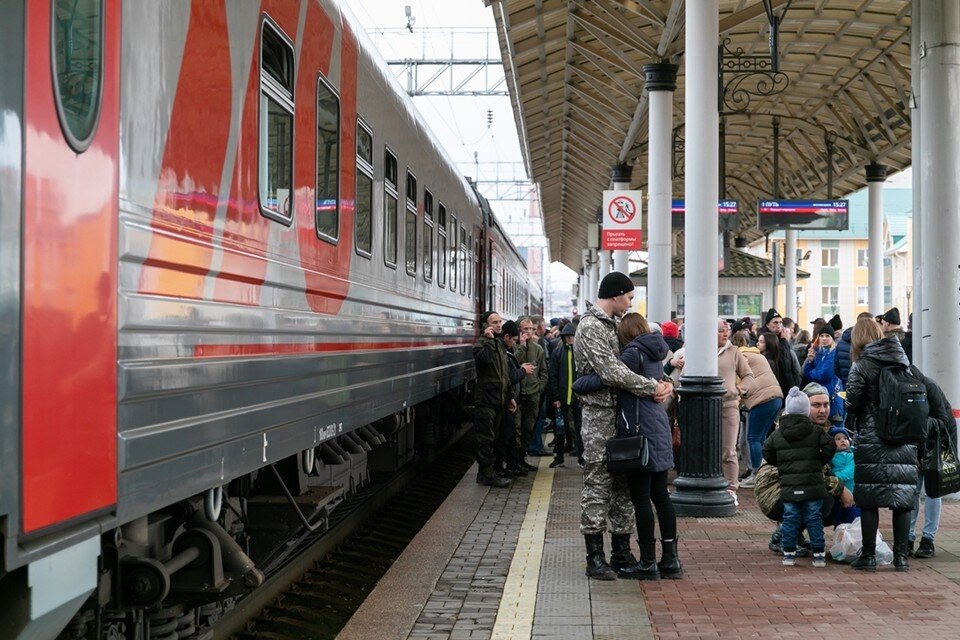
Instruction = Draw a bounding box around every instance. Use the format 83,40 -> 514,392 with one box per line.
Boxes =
605,350 -> 654,473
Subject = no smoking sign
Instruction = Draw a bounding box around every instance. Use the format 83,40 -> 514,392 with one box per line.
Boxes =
601,190 -> 642,250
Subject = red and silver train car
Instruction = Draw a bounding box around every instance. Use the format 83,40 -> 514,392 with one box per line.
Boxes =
0,1 -> 542,637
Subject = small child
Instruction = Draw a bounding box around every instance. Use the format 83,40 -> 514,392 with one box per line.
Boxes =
827,425 -> 860,526
762,387 -> 837,568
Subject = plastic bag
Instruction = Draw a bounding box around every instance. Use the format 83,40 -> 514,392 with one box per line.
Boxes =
829,517 -> 893,565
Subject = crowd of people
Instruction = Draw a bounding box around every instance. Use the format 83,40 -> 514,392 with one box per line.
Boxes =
472,270 -> 955,581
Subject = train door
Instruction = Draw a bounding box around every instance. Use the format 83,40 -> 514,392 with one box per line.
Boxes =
474,226 -> 485,320
1,1 -> 121,634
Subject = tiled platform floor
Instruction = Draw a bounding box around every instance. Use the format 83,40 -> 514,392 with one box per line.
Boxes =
339,458 -> 960,640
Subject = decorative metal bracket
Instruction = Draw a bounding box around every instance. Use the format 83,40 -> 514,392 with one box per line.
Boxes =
718,37 -> 790,114
671,127 -> 684,180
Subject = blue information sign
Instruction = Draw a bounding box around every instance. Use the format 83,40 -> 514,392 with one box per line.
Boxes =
757,199 -> 849,231
671,200 -> 739,231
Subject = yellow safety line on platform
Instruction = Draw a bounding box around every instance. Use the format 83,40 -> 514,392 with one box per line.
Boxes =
490,457 -> 555,640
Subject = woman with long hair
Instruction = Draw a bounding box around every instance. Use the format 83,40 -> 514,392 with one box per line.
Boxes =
846,317 -> 918,571
759,331 -> 790,397
573,313 -> 680,580
802,325 -> 844,421
737,335 -> 784,487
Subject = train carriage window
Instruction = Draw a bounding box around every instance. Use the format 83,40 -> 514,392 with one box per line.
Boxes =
437,203 -> 447,287
315,76 -> 340,242
405,170 -> 418,276
52,0 -> 103,151
423,190 -> 434,282
450,215 -> 458,290
355,120 -> 373,257
383,148 -> 398,267
259,20 -> 295,223
459,224 -> 467,295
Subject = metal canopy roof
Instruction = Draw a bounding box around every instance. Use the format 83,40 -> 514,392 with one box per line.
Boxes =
489,0 -> 912,269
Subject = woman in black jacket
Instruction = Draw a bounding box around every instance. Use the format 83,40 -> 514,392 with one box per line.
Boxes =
844,318 -> 918,571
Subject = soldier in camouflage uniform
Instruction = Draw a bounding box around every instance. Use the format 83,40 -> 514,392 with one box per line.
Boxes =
574,272 -> 673,580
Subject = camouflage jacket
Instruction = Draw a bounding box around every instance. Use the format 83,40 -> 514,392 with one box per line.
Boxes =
515,339 -> 547,396
753,460 -> 845,518
573,305 -> 659,408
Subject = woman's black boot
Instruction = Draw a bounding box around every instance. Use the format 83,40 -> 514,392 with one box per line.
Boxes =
657,539 -> 684,579
893,540 -> 910,572
617,542 -> 659,580
850,552 -> 877,572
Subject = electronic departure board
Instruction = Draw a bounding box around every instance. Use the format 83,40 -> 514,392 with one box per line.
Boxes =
757,200 -> 849,231
671,200 -> 739,231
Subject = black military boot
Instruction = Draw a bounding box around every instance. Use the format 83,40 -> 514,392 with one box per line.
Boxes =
609,533 -> 638,572
657,538 -> 684,579
519,448 -> 538,472
584,534 -> 617,580
850,551 -> 877,572
476,467 -> 511,488
617,542 -> 659,580
893,540 -> 910,572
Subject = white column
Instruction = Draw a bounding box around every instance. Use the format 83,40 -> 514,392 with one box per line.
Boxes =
611,165 -> 632,275
866,164 -> 886,315
785,230 -> 797,319
911,2 -> 923,369
644,63 -> 679,324
613,250 -> 629,274
588,248 -> 600,304
918,0 -> 960,407
598,250 -> 611,279
683,0 -> 719,378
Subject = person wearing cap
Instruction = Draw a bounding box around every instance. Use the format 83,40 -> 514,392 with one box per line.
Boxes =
880,307 -> 912,363
760,382 -> 854,553
574,271 -> 673,580
802,321 -> 844,422
763,387 -> 837,568
548,323 -> 583,468
826,425 -> 860,527
763,308 -> 802,393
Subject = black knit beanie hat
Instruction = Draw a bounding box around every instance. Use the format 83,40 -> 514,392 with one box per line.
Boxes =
597,271 -> 634,299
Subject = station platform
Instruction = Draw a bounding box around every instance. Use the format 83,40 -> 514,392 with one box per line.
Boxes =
337,457 -> 960,640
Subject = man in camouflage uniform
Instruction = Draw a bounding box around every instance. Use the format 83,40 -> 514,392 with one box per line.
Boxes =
575,272 -> 673,579
516,316 -> 548,470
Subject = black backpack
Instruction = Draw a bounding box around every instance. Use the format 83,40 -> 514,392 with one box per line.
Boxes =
875,364 -> 929,445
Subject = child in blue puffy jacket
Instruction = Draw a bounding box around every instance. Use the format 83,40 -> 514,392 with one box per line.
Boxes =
827,425 -> 860,526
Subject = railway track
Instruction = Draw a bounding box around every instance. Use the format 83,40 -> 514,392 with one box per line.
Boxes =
213,429 -> 476,639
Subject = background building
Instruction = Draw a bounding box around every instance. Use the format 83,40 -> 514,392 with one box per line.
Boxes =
747,187 -> 911,326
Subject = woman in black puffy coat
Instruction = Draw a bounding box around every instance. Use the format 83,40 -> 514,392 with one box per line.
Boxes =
844,317 -> 918,571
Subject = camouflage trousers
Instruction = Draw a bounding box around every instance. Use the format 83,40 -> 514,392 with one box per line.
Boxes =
473,405 -> 501,477
580,403 -> 635,535
517,393 -> 540,452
